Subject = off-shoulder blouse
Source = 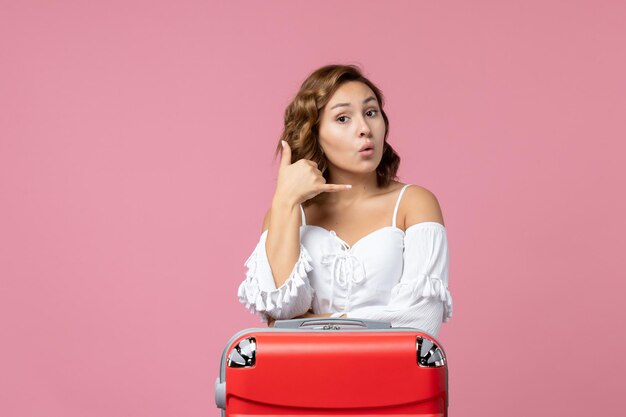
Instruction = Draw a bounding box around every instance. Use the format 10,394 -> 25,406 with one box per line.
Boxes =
237,184 -> 453,337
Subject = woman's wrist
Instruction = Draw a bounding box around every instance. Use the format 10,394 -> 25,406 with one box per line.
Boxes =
272,193 -> 300,211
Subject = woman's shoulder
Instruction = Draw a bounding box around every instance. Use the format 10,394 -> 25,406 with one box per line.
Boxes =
396,182 -> 445,229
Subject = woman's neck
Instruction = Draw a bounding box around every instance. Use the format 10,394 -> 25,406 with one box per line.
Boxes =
324,169 -> 379,205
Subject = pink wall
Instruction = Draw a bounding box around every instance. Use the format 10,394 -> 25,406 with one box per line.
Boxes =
1,1 -> 624,416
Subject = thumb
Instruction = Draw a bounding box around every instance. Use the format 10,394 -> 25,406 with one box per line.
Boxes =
280,140 -> 292,168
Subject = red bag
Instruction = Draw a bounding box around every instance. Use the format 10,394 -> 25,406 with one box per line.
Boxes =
215,318 -> 449,416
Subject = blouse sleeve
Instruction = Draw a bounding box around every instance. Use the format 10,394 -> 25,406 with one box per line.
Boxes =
340,222 -> 453,337
237,230 -> 315,323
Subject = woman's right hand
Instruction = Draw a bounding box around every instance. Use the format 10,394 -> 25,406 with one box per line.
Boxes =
273,140 -> 351,206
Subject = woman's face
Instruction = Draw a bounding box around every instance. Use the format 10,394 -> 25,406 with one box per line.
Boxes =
318,81 -> 386,176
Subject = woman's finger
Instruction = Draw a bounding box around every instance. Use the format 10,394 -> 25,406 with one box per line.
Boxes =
321,184 -> 352,192
279,140 -> 292,168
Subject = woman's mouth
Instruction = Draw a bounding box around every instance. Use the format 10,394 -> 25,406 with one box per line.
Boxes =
358,148 -> 375,157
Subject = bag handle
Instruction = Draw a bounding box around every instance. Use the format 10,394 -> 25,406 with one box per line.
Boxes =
273,317 -> 392,330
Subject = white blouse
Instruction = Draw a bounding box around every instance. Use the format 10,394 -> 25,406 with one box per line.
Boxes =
237,184 -> 453,337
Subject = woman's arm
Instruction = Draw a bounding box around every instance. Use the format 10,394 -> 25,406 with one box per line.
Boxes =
341,187 -> 451,336
297,312 -> 335,319
266,141 -> 352,288
265,196 -> 302,289
267,312 -> 345,327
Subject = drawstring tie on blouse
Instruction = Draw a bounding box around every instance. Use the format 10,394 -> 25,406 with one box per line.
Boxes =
420,273 -> 450,302
320,231 -> 366,312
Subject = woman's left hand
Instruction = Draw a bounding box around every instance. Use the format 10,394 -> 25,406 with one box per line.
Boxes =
295,312 -> 344,319
268,312 -> 344,327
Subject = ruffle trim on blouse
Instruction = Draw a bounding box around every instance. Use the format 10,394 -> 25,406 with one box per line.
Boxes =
419,273 -> 453,322
237,245 -> 314,316
391,274 -> 453,323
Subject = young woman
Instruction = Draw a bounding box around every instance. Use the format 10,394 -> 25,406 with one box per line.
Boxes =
237,64 -> 453,337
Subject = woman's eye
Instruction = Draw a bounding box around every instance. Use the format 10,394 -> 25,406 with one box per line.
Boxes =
337,110 -> 378,123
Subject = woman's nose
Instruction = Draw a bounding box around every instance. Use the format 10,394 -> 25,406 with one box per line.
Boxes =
358,117 -> 371,137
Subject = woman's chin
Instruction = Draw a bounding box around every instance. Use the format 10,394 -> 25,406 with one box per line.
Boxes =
357,158 -> 382,172
347,165 -> 380,176
330,159 -> 381,176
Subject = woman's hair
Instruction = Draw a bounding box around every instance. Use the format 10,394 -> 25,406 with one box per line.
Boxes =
275,64 -> 400,191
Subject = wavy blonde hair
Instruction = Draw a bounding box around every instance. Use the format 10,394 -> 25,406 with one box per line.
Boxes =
274,64 -> 400,192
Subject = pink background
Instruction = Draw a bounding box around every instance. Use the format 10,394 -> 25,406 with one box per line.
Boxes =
1,1 -> 624,416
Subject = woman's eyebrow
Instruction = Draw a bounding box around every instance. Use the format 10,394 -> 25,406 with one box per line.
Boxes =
330,96 -> 377,110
